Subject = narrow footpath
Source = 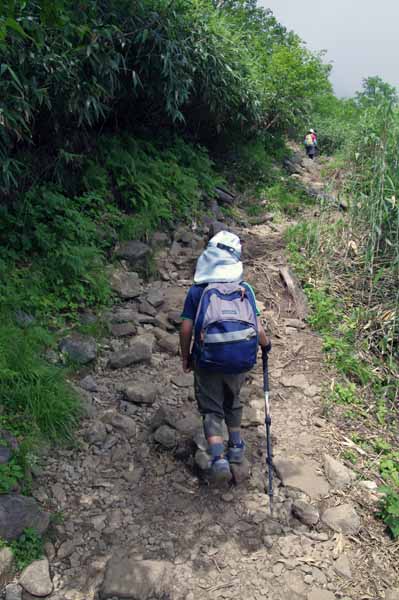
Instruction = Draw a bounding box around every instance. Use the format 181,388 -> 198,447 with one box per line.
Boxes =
30,157 -> 398,600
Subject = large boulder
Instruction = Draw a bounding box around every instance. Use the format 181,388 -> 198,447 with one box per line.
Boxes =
19,558 -> 53,597
114,240 -> 152,271
109,269 -> 143,299
108,335 -> 154,369
100,555 -> 173,600
0,496 -> 50,541
59,334 -> 97,365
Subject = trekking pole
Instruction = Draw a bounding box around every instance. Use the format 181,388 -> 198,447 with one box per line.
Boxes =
262,342 -> 273,516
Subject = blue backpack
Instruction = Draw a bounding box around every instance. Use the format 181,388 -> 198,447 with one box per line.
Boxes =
194,282 -> 259,373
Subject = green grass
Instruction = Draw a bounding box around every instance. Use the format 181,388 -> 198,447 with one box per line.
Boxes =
260,180 -> 315,217
330,382 -> 361,405
286,219 -> 398,537
0,317 -> 81,444
0,316 -> 81,493
342,450 -> 358,464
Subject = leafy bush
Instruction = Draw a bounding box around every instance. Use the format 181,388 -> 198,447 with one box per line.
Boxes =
10,528 -> 44,570
0,459 -> 24,494
378,488 -> 399,539
330,382 -> 361,405
306,288 -> 340,331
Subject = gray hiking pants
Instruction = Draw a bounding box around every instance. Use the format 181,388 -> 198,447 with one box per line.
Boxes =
194,367 -> 245,438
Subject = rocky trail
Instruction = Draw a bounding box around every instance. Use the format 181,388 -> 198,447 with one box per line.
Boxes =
3,155 -> 398,600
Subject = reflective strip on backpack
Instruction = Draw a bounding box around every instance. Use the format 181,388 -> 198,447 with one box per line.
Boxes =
204,327 -> 256,344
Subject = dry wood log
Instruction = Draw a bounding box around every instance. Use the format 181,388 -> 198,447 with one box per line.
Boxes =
279,266 -> 308,320
214,187 -> 236,204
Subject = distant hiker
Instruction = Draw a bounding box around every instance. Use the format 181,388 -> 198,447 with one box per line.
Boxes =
180,230 -> 269,483
304,128 -> 317,159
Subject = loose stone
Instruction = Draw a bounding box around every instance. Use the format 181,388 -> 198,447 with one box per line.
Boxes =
19,559 -> 53,597
321,504 -> 361,535
99,556 -> 173,600
323,454 -> 356,489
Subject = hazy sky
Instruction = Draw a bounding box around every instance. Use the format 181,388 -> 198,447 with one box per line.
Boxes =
259,1 -> 399,97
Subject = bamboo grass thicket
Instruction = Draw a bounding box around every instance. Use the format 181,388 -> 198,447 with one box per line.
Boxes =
348,101 -> 399,367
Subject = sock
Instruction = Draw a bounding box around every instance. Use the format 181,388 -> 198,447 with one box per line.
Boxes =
209,443 -> 224,460
229,431 -> 241,446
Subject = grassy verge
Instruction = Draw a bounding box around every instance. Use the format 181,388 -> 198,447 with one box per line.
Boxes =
286,219 -> 399,539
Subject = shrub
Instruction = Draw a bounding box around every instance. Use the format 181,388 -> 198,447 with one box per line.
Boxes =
378,488 -> 399,539
10,528 -> 44,570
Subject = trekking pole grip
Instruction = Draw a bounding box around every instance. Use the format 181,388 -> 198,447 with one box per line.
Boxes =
262,342 -> 271,393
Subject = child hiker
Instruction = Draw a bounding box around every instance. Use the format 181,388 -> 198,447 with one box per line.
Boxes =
179,230 -> 269,483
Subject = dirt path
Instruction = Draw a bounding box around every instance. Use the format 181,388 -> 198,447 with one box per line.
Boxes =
32,159 -> 398,600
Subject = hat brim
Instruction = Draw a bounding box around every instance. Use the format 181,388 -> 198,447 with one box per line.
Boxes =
194,261 -> 243,284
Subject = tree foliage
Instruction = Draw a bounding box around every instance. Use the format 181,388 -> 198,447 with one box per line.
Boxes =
0,0 -> 331,196
356,76 -> 398,109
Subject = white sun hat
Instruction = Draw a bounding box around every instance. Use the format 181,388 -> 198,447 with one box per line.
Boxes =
194,230 -> 243,284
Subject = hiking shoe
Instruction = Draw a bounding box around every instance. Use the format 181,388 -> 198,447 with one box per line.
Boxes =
210,458 -> 232,484
227,440 -> 246,464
